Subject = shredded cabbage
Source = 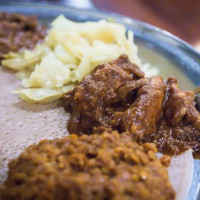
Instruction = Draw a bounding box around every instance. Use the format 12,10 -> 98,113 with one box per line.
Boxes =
2,15 -> 142,103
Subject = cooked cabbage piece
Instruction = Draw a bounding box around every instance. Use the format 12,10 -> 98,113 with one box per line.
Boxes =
22,53 -> 70,88
14,84 -> 76,103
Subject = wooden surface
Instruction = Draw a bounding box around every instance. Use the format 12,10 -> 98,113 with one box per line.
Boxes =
92,0 -> 200,50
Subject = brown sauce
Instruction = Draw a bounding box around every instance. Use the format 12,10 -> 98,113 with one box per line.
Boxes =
64,55 -> 200,158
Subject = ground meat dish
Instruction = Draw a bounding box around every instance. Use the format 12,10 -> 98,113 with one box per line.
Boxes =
64,55 -> 200,157
1,130 -> 175,200
0,13 -> 46,60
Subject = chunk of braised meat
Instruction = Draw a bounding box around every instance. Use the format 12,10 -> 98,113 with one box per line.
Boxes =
1,131 -> 175,200
64,56 -> 200,158
119,76 -> 166,141
64,55 -> 145,135
164,77 -> 196,125
110,54 -> 145,78
154,77 -> 200,158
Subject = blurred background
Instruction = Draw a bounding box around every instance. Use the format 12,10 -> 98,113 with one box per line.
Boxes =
8,0 -> 200,50
93,0 -> 200,49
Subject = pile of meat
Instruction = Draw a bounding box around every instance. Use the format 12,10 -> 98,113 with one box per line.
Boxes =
0,13 -> 47,60
65,55 -> 200,157
1,131 -> 175,200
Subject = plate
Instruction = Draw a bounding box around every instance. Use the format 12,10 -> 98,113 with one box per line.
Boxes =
0,1 -> 199,199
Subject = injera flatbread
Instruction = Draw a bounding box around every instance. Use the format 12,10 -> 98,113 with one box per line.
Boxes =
0,68 -> 194,199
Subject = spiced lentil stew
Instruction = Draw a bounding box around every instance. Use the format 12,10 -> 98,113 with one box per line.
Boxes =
1,131 -> 175,200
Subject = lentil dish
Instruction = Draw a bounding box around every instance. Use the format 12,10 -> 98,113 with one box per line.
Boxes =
1,130 -> 175,200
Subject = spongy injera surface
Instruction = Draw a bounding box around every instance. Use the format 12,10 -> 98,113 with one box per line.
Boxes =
0,67 -> 69,185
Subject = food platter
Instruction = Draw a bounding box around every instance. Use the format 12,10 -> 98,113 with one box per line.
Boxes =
0,1 -> 200,200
